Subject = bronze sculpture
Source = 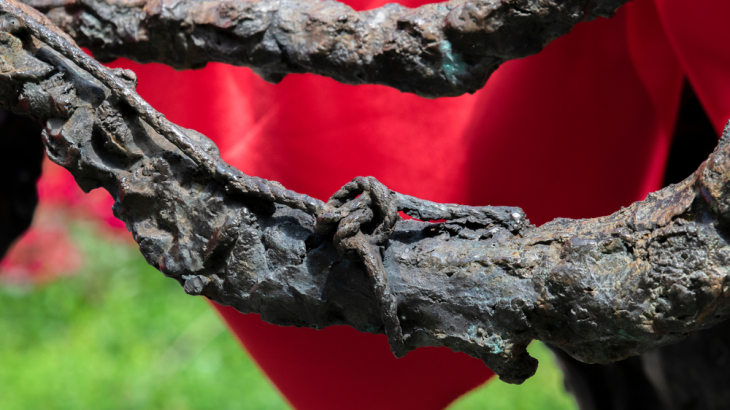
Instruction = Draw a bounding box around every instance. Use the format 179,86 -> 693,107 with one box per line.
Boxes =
3,1 -> 730,408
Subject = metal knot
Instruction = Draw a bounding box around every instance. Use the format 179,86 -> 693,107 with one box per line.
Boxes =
316,176 -> 399,258
315,176 -> 406,357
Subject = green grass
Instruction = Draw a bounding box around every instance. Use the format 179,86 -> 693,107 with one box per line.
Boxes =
449,343 -> 578,410
0,224 -> 290,410
0,224 -> 577,410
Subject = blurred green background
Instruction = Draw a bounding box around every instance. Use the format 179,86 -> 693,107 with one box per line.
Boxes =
0,223 -> 578,410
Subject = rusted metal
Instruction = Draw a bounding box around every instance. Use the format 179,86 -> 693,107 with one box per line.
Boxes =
3,0 -> 730,387
22,0 -> 630,97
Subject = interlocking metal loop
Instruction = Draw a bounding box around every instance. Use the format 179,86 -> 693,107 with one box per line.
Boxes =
316,176 -> 406,357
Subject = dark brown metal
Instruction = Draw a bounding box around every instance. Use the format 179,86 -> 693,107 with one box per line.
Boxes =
3,0 -> 730,388
21,0 -> 630,97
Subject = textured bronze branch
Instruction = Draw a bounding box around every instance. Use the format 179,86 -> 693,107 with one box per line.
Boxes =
22,0 -> 630,97
3,0 -> 730,385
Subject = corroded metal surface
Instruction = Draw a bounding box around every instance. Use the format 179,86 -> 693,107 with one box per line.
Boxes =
3,0 -> 730,385
22,0 -> 630,97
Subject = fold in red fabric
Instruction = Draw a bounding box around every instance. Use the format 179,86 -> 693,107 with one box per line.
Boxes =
654,0 -> 730,134
22,0 -> 730,408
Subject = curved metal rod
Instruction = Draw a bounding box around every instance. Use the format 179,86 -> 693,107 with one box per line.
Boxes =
23,0 -> 630,97
3,0 -> 730,385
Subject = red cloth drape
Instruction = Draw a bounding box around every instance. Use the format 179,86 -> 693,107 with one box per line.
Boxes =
9,0 -> 730,408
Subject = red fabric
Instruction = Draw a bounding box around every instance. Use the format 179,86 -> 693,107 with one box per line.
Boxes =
7,0 -> 730,408
654,0 -> 730,134
106,2 -> 684,407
